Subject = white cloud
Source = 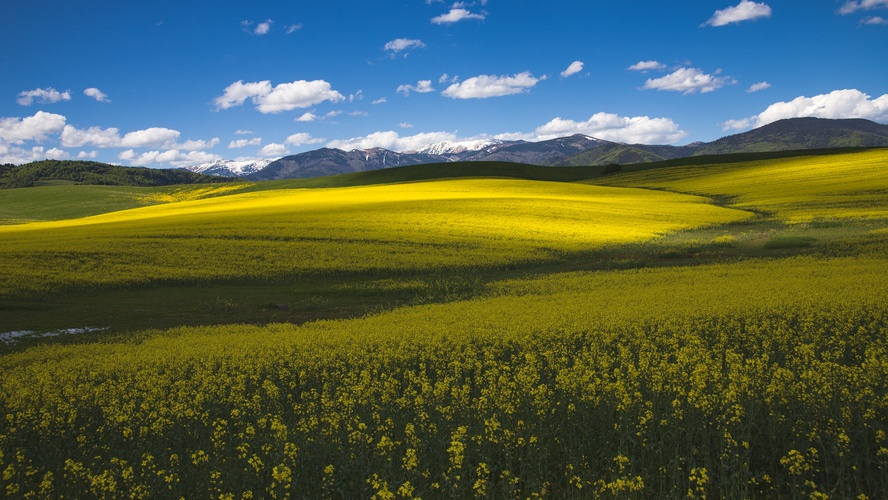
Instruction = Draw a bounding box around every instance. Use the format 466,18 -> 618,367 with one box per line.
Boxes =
229,138 -> 262,148
704,0 -> 772,26
254,19 -> 273,35
372,98 -> 387,104
118,149 -> 222,168
326,131 -> 458,152
431,8 -> 485,24
16,88 -> 71,106
642,67 -> 735,94
60,125 -> 121,148
60,125 -> 187,149
838,0 -> 888,14
861,15 -> 888,24
627,60 -> 667,72
215,80 -> 345,114
45,148 -> 68,160
286,23 -> 303,34
214,80 -> 273,110
0,111 -> 67,144
177,138 -> 220,151
560,61 -> 584,78
534,112 -> 688,144
399,123 -> 414,128
120,127 -> 181,148
258,143 -> 290,157
84,88 -> 110,102
383,38 -> 426,54
723,89 -> 888,130
235,129 -> 254,135
77,151 -> 98,159
296,112 -> 318,122
442,72 -> 539,99
350,90 -> 364,102
0,146 -> 55,164
397,80 -> 435,95
285,133 -> 324,146
747,82 -> 772,93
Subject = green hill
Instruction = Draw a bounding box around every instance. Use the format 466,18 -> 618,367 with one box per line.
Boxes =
0,160 -> 234,189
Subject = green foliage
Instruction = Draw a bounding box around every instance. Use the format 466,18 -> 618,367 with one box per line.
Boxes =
0,160 -> 233,189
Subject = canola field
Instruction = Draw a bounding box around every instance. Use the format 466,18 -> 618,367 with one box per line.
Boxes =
2,150 -> 888,498
0,179 -> 749,298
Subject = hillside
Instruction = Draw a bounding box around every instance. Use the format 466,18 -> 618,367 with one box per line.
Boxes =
692,117 -> 888,155
0,160 -> 234,189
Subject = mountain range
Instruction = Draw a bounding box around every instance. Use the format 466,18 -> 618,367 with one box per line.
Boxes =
185,118 -> 888,180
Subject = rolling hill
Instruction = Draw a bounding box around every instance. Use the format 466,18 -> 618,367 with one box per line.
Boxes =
240,117 -> 888,179
0,160 -> 234,189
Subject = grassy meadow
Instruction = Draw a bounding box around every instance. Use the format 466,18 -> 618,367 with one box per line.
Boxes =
1,149 -> 888,498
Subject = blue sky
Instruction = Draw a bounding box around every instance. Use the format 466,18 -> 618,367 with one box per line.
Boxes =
2,0 -> 887,167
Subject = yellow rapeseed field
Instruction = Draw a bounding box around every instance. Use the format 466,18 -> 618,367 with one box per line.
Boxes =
596,149 -> 888,223
2,155 -> 888,498
0,178 -> 750,297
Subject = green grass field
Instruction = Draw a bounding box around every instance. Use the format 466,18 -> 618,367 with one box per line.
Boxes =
1,149 -> 887,498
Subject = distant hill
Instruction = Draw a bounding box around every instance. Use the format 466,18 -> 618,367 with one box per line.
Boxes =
691,117 -> 888,155
194,117 -> 888,181
0,160 -> 234,189
183,158 -> 276,178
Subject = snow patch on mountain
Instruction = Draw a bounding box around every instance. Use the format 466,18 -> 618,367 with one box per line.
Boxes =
185,158 -> 277,177
410,139 -> 506,156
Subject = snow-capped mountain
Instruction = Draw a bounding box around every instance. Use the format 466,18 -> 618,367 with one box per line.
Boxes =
184,158 -> 277,178
410,139 -> 509,156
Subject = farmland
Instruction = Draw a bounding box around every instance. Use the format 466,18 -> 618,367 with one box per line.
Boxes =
1,149 -> 888,498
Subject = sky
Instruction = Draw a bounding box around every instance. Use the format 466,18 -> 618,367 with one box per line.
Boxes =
2,0 -> 887,168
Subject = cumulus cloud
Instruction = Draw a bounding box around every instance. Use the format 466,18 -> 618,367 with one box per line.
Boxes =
120,127 -> 181,148
372,98 -> 387,104
0,111 -> 67,144
442,72 -> 539,99
703,0 -> 772,26
642,67 -> 735,94
215,79 -> 345,113
0,146 -> 62,164
627,60 -> 667,72
177,138 -> 220,151
296,112 -> 318,122
431,8 -> 485,24
326,131 -> 458,152
119,149 -> 222,167
60,125 -> 122,148
286,23 -> 303,34
747,82 -> 772,93
258,143 -> 290,157
16,88 -> 71,106
84,88 -> 110,102
229,138 -> 262,148
285,133 -> 324,146
723,89 -> 888,130
60,125 -> 214,150
560,61 -> 584,78
77,151 -> 98,159
383,38 -> 426,54
838,0 -> 888,14
397,80 -> 435,95
534,113 -> 688,144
